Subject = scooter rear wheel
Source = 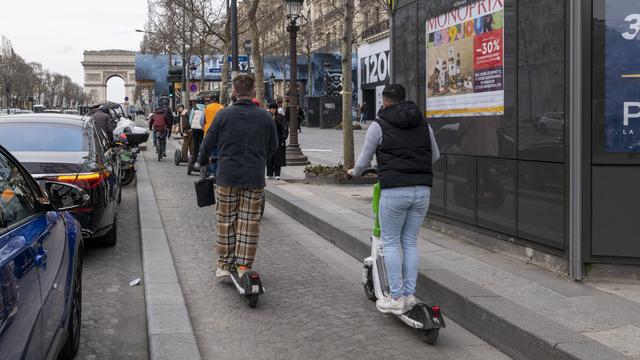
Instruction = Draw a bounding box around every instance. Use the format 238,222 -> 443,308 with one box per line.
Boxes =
187,157 -> 194,175
174,149 -> 182,165
418,329 -> 439,345
247,294 -> 259,308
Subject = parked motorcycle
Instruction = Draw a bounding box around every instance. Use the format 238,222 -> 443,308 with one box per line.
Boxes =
113,118 -> 149,186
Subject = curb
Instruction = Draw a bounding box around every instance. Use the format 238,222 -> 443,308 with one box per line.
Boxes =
136,153 -> 203,360
265,185 -> 629,360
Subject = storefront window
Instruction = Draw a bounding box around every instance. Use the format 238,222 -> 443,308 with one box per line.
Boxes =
593,0 -> 640,163
516,0 -> 566,163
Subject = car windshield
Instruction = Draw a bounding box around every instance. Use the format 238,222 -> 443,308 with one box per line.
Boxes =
0,123 -> 88,151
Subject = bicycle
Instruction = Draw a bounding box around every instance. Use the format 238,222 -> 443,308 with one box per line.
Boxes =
155,129 -> 167,161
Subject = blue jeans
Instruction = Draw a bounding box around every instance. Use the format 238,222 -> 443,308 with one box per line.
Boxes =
379,186 -> 431,299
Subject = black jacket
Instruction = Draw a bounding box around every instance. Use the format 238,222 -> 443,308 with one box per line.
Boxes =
89,110 -> 114,138
200,99 -> 278,188
376,101 -> 433,189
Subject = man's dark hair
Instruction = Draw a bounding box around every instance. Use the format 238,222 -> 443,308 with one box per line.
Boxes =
177,104 -> 184,109
382,84 -> 406,103
233,75 -> 255,97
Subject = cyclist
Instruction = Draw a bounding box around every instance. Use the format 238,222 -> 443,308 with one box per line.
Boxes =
149,107 -> 169,157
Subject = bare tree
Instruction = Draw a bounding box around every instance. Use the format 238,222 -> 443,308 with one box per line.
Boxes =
341,0 -> 355,169
247,0 -> 264,102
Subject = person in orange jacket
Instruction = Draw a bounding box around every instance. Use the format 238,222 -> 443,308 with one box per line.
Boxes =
202,94 -> 224,175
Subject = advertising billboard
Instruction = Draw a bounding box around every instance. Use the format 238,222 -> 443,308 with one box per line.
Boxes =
603,0 -> 640,152
425,0 -> 504,118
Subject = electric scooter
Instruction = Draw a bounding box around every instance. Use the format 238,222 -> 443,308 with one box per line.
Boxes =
360,170 -> 445,345
200,159 -> 266,308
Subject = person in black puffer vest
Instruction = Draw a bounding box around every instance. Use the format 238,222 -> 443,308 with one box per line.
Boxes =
348,84 -> 440,315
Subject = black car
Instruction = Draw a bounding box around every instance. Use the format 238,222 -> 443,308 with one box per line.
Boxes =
0,114 -> 121,245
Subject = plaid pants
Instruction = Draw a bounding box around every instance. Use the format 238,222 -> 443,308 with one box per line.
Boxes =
216,186 -> 264,270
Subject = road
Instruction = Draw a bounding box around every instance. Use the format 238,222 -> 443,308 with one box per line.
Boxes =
138,137 -> 510,360
76,185 -> 148,360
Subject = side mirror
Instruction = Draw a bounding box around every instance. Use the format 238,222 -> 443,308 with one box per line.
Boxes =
45,182 -> 89,211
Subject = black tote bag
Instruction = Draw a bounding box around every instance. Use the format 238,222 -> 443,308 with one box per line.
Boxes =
195,177 -> 216,207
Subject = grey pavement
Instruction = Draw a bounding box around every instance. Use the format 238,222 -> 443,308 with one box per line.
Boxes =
266,164 -> 640,359
137,151 -> 202,360
77,186 -> 149,360
138,137 -> 511,360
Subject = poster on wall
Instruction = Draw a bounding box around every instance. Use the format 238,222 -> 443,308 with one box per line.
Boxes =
604,0 -> 640,152
425,0 -> 504,118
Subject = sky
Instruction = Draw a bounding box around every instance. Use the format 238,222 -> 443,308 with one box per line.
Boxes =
0,0 -> 148,102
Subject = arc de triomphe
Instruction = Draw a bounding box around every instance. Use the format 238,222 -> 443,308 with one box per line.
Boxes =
82,50 -> 136,104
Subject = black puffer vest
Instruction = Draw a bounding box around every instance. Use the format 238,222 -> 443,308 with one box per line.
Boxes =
376,101 -> 433,189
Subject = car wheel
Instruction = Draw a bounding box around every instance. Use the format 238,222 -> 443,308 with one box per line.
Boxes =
58,257 -> 82,359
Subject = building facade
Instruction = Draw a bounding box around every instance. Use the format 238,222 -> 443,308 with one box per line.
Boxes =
391,0 -> 640,271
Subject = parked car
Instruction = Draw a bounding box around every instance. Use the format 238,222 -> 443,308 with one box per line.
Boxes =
0,144 -> 84,360
535,112 -> 564,133
42,109 -> 63,114
0,114 -> 121,245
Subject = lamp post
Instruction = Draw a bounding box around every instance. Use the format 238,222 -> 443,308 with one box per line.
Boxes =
230,0 -> 240,80
284,0 -> 309,165
323,61 -> 331,95
243,39 -> 252,74
270,73 -> 276,103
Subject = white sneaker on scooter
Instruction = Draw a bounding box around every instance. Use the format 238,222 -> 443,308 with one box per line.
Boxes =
376,296 -> 406,315
216,268 -> 230,279
404,295 -> 418,312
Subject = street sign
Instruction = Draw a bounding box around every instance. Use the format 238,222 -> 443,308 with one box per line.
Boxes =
124,96 -> 129,101
189,83 -> 199,93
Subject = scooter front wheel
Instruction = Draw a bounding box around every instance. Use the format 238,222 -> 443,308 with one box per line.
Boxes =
247,294 -> 259,308
418,329 -> 439,345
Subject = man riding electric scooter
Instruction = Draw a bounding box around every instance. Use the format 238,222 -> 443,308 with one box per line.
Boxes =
348,84 -> 440,315
200,75 -> 278,281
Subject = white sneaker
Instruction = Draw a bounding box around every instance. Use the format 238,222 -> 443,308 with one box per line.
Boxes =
275,176 -> 281,180
404,295 -> 418,312
215,268 -> 230,279
376,296 -> 406,315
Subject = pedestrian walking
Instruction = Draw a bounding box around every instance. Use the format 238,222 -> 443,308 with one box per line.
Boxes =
178,104 -> 192,162
356,103 -> 362,125
202,94 -> 223,175
87,105 -> 115,138
348,84 -> 440,314
360,102 -> 368,125
276,97 -> 285,116
200,75 -> 278,278
267,103 -> 288,180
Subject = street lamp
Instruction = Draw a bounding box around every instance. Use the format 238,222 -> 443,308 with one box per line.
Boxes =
284,0 -> 309,165
270,73 -> 276,103
243,39 -> 252,74
323,61 -> 331,95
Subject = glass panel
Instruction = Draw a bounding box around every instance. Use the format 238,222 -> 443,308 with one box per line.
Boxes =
0,124 -> 88,152
0,152 -> 37,229
477,158 -> 516,235
517,161 -> 565,249
430,157 -> 445,215
593,0 -> 640,163
517,0 -> 566,163
445,155 -> 476,223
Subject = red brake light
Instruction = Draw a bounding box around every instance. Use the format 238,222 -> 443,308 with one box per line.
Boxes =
54,172 -> 108,189
431,305 -> 441,318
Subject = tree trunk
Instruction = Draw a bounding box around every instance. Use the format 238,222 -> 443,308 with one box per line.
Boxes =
341,0 -> 355,169
220,11 -> 232,105
248,0 -> 263,103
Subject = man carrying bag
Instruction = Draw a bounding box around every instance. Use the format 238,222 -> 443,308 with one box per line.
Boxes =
200,75 -> 278,278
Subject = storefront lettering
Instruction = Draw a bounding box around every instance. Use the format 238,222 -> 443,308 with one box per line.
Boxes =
361,51 -> 390,86
622,14 -> 640,40
427,0 -> 503,33
623,102 -> 640,126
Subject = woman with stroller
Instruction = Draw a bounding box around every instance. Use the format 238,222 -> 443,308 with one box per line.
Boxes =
267,103 -> 288,180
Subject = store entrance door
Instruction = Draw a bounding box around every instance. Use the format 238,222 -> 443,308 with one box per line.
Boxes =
362,89 -> 376,121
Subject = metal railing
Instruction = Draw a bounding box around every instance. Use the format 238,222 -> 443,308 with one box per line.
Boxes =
361,21 -> 390,40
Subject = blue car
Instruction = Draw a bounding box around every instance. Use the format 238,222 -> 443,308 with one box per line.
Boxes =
0,145 -> 85,359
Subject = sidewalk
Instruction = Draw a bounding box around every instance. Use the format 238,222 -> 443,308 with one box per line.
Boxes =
266,166 -> 640,360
